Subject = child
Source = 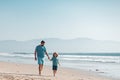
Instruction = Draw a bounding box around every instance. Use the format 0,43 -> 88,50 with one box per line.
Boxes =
50,52 -> 60,77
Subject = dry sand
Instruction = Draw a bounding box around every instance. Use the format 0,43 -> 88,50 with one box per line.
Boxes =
0,61 -> 112,80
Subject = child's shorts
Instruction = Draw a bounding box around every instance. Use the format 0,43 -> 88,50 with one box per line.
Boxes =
52,65 -> 58,70
38,57 -> 44,64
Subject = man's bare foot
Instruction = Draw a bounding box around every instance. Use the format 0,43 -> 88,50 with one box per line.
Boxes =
39,71 -> 41,76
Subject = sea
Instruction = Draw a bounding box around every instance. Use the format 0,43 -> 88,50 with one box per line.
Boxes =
0,52 -> 120,79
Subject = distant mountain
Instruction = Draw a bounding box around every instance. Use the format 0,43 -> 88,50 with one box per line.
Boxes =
0,38 -> 120,53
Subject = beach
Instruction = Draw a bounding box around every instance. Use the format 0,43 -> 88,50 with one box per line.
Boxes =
0,61 -> 112,80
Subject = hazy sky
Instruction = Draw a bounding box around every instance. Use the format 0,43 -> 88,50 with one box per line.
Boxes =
0,0 -> 120,41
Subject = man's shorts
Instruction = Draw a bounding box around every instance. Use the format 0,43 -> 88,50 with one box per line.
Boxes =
52,65 -> 58,70
37,57 -> 44,64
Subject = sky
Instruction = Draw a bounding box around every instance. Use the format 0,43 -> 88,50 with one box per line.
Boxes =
0,0 -> 120,41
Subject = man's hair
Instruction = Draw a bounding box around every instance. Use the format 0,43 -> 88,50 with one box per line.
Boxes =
41,40 -> 45,43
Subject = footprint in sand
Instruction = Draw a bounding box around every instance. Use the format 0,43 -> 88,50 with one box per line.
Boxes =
3,75 -> 14,80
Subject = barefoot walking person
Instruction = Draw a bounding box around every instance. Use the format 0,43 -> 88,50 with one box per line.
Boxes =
34,40 -> 50,75
50,52 -> 60,77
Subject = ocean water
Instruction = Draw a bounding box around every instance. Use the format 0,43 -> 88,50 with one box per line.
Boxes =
0,52 -> 120,79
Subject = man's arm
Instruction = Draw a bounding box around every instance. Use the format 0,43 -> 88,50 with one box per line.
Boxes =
34,50 -> 37,60
45,52 -> 50,60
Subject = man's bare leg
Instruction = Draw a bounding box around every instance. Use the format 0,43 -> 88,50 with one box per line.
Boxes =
39,64 -> 43,75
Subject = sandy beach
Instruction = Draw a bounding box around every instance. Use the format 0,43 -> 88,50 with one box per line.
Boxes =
0,61 -> 113,80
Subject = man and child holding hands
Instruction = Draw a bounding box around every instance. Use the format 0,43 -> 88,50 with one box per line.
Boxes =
34,40 -> 60,77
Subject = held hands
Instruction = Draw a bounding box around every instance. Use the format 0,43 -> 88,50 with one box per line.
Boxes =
48,56 -> 50,60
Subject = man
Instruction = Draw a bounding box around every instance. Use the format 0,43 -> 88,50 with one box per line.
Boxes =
34,40 -> 50,75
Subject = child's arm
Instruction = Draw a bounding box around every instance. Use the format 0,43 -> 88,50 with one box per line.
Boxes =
50,57 -> 53,61
58,62 -> 60,66
58,60 -> 60,66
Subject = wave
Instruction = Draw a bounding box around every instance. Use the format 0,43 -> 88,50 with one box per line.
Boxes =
0,52 -> 120,63
60,55 -> 120,63
0,52 -> 34,58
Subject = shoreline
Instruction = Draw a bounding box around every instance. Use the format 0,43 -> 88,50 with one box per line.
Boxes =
0,61 -> 114,80
0,53 -> 120,80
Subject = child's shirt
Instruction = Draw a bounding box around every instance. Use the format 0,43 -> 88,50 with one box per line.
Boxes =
51,57 -> 59,66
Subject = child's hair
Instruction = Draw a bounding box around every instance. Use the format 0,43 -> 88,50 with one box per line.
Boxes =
53,52 -> 58,57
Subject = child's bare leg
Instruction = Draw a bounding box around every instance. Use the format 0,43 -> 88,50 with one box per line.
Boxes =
53,70 -> 57,77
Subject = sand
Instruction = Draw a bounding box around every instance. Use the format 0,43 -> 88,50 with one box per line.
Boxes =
0,61 -> 112,80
